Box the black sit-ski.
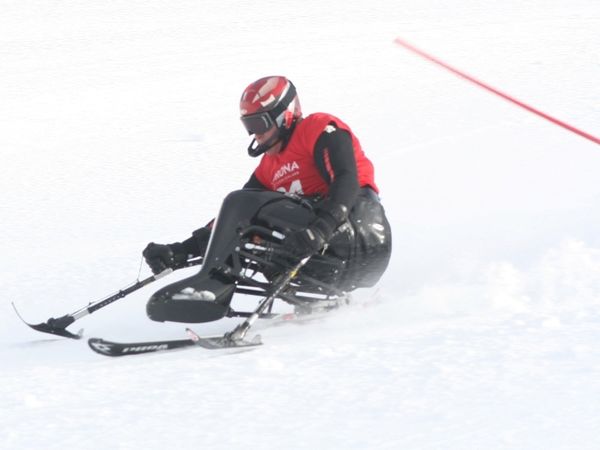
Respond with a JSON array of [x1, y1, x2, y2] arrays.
[[89, 254, 349, 356], [14, 191, 380, 354]]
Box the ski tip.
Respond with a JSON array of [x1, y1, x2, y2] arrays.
[[11, 301, 26, 322], [88, 338, 115, 356]]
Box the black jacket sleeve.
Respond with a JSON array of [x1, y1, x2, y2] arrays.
[[179, 219, 215, 257], [312, 124, 359, 223], [243, 172, 267, 190]]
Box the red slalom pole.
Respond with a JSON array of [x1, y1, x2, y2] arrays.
[[394, 37, 600, 146]]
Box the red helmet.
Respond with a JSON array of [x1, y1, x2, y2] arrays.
[[240, 76, 302, 157]]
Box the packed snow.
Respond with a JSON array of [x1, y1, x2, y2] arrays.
[[2, 1, 600, 449]]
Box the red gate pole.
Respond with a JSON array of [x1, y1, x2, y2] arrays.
[[394, 37, 600, 146]]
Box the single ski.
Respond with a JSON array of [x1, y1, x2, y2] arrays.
[[88, 299, 349, 357], [86, 307, 335, 357], [88, 336, 197, 356], [88, 329, 262, 357], [86, 310, 320, 357]]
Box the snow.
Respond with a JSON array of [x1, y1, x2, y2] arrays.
[[2, 1, 600, 448]]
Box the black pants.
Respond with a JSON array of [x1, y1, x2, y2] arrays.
[[316, 187, 392, 290], [146, 188, 392, 322]]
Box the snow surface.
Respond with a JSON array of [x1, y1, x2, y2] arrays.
[[2, 1, 600, 449]]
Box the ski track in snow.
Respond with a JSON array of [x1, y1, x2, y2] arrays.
[[2, 1, 600, 449]]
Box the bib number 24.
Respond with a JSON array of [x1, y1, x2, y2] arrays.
[[276, 179, 304, 195]]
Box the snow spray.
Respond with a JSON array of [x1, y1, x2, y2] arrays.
[[394, 37, 600, 146]]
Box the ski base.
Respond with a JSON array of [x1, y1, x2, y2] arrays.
[[88, 332, 262, 357], [88, 337, 195, 356], [88, 293, 349, 357]]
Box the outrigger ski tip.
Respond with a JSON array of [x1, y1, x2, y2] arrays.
[[12, 302, 83, 340], [12, 260, 204, 341]]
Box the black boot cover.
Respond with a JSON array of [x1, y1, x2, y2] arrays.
[[147, 274, 235, 323]]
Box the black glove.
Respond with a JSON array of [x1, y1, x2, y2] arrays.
[[143, 242, 188, 275], [284, 200, 349, 259], [283, 216, 337, 259]]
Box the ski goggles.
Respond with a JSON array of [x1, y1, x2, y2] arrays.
[[240, 111, 275, 135], [240, 81, 297, 135]]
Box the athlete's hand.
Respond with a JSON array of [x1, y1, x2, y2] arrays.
[[143, 242, 188, 274], [283, 217, 334, 259]]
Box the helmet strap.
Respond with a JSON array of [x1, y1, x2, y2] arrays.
[[247, 134, 281, 157], [247, 116, 300, 158]]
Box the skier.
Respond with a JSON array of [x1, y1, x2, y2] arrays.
[[143, 76, 392, 323]]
